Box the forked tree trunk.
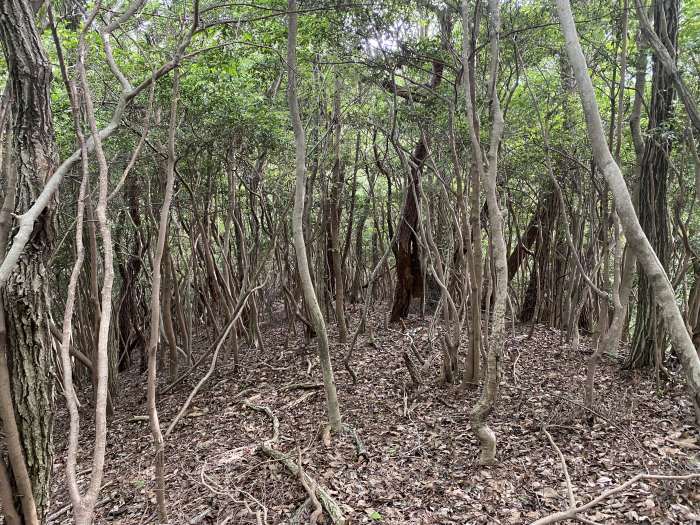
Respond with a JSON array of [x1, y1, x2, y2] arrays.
[[287, 0, 342, 432], [0, 0, 58, 518], [556, 0, 700, 421]]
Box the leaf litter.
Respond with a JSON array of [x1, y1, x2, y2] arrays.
[[48, 306, 699, 523]]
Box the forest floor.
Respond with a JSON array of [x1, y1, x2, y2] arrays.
[[48, 305, 700, 524]]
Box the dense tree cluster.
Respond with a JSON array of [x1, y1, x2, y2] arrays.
[[0, 0, 698, 523]]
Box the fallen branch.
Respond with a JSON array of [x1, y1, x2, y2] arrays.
[[530, 473, 700, 525], [279, 382, 323, 392], [403, 350, 423, 387], [343, 424, 369, 461], [244, 403, 347, 525], [283, 390, 317, 411], [542, 427, 575, 508]]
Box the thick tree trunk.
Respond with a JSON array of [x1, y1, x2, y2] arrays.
[[390, 140, 428, 322], [507, 190, 555, 282], [627, 0, 678, 371], [0, 121, 38, 525], [0, 0, 58, 518], [389, 55, 446, 322], [519, 191, 560, 323]]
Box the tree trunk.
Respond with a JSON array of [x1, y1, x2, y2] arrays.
[[329, 74, 348, 342], [287, 0, 342, 432], [0, 0, 58, 518], [464, 0, 507, 465], [556, 0, 700, 424], [389, 57, 446, 322], [627, 0, 678, 371]]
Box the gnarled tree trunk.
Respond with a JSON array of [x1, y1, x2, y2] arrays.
[[627, 0, 678, 371]]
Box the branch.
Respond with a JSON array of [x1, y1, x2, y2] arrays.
[[634, 0, 700, 133], [0, 0, 198, 290], [531, 473, 700, 525]]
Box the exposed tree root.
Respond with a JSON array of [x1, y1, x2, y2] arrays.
[[297, 450, 322, 525], [244, 402, 280, 444], [288, 498, 311, 524], [261, 446, 347, 525]]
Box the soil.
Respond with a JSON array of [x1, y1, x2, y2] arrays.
[[47, 305, 700, 524]]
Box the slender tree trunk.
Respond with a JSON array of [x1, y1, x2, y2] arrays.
[[463, 0, 506, 465], [462, 0, 483, 386], [588, 0, 631, 413], [163, 244, 179, 382], [287, 0, 342, 432], [330, 74, 348, 342], [145, 68, 181, 523]]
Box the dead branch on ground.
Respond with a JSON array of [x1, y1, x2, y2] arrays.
[[244, 403, 347, 525]]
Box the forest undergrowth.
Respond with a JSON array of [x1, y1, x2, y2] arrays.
[[47, 305, 699, 525]]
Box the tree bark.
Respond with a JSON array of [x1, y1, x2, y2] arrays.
[[463, 0, 507, 465], [627, 0, 678, 371], [0, 0, 58, 517], [389, 54, 447, 322]]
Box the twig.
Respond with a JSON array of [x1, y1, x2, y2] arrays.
[[530, 473, 700, 525], [542, 427, 575, 508], [503, 382, 648, 458]]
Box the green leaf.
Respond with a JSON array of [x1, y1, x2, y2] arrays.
[[366, 509, 383, 521]]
